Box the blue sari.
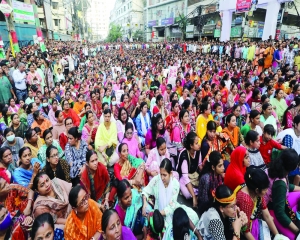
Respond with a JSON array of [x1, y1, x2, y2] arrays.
[[13, 158, 43, 187]]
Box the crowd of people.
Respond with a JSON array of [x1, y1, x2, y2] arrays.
[[0, 38, 300, 239]]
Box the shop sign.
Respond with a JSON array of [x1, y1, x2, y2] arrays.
[[230, 26, 242, 38], [148, 20, 158, 27], [214, 29, 221, 38], [236, 0, 252, 13], [161, 18, 174, 26], [186, 25, 194, 33], [186, 33, 194, 38]]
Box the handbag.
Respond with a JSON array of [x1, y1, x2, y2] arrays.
[[189, 171, 199, 188], [258, 58, 264, 66], [105, 145, 115, 157]]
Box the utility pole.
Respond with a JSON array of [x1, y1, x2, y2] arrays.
[[30, 0, 46, 51], [2, 0, 20, 54]]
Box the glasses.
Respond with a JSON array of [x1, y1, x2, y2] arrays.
[[77, 194, 90, 207], [50, 153, 59, 158]]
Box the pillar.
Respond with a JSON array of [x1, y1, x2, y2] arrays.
[[262, 0, 280, 40], [220, 10, 232, 42]]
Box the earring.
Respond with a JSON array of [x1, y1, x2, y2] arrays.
[[184, 233, 189, 240]]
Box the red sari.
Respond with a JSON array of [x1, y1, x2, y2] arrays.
[[91, 100, 102, 119], [62, 109, 80, 126], [165, 112, 179, 133]]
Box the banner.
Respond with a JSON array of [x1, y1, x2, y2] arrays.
[[168, 66, 178, 87], [236, 0, 252, 13], [12, 0, 34, 23], [111, 67, 121, 79], [115, 90, 124, 104], [162, 69, 169, 78]]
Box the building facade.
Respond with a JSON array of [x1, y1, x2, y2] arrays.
[[86, 0, 110, 41], [110, 0, 144, 41]]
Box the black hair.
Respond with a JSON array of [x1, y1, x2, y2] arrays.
[[159, 158, 172, 174], [68, 127, 81, 139], [151, 113, 165, 140], [55, 110, 62, 118], [3, 128, 13, 138], [102, 102, 109, 109], [170, 92, 178, 102], [200, 101, 210, 114], [10, 113, 18, 122], [18, 146, 31, 159], [155, 94, 163, 104], [213, 102, 221, 110], [274, 88, 283, 97], [151, 209, 164, 237], [24, 128, 35, 142], [268, 149, 300, 179], [183, 132, 197, 150], [33, 110, 40, 121], [263, 124, 276, 136], [282, 96, 300, 127], [118, 142, 127, 153], [103, 108, 111, 115], [86, 149, 97, 163], [173, 208, 190, 240], [140, 101, 147, 111], [43, 129, 52, 140], [64, 117, 73, 126], [118, 107, 128, 123], [245, 167, 270, 193], [101, 209, 119, 232], [251, 88, 261, 99], [262, 103, 271, 112], [85, 110, 94, 122], [245, 130, 259, 146], [156, 137, 166, 149], [179, 109, 189, 121], [171, 100, 179, 111], [200, 151, 223, 177], [32, 172, 48, 191], [31, 213, 54, 239], [34, 127, 41, 134], [206, 120, 217, 131], [249, 110, 260, 122], [182, 99, 191, 110], [225, 113, 235, 127], [115, 179, 131, 199], [69, 185, 84, 208], [0, 147, 11, 162]]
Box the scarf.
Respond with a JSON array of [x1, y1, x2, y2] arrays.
[[158, 175, 173, 223], [222, 127, 240, 148], [140, 112, 150, 136]]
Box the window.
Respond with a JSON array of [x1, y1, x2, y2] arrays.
[[52, 2, 58, 9], [54, 19, 60, 27]]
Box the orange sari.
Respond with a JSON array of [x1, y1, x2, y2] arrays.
[[64, 199, 102, 240]]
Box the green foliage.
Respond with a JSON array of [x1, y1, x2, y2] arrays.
[[106, 24, 123, 42], [132, 29, 144, 41], [176, 13, 190, 40]]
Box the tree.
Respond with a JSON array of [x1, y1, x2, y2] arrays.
[[176, 13, 191, 40], [132, 29, 144, 41], [106, 24, 123, 42]]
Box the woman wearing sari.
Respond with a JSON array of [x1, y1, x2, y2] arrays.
[[24, 128, 44, 159], [270, 89, 288, 123], [241, 110, 263, 138], [42, 145, 70, 183], [135, 102, 151, 147], [142, 159, 199, 230], [10, 113, 27, 139], [261, 103, 278, 134], [81, 110, 99, 149], [32, 172, 72, 230], [114, 143, 147, 188], [222, 114, 246, 161], [171, 109, 191, 152], [73, 94, 86, 118], [61, 100, 80, 127], [165, 100, 180, 134], [235, 91, 251, 117], [121, 123, 143, 159], [120, 93, 135, 116], [13, 147, 42, 188], [236, 168, 282, 240], [38, 129, 64, 166], [282, 96, 300, 129], [264, 149, 300, 239], [80, 150, 110, 210], [116, 107, 135, 143], [90, 91, 102, 119], [226, 84, 239, 110], [27, 63, 42, 92], [198, 151, 224, 215]]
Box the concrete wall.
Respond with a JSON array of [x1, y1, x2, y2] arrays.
[[0, 22, 36, 42]]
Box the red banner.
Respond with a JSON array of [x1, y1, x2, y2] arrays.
[[236, 0, 252, 13]]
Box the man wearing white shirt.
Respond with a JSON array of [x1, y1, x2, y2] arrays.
[[12, 63, 27, 101]]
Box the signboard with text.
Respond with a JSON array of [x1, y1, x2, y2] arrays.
[[168, 66, 178, 87], [236, 0, 252, 13], [12, 0, 34, 23]]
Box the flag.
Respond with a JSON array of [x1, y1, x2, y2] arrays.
[[151, 31, 154, 38], [120, 45, 124, 57]]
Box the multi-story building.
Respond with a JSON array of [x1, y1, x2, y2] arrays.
[[37, 0, 73, 40], [86, 0, 110, 41], [109, 0, 144, 41]]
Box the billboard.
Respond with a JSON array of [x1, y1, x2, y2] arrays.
[[236, 0, 252, 13], [12, 0, 34, 23]]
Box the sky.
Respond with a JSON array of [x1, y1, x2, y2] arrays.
[[107, 0, 116, 12]]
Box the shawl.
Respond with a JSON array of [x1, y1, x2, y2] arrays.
[[13, 158, 43, 187], [83, 123, 99, 142], [5, 184, 30, 215], [140, 112, 150, 136], [37, 140, 64, 165], [124, 189, 143, 230], [270, 97, 288, 121], [222, 127, 240, 148], [80, 162, 110, 202], [64, 199, 102, 240], [224, 146, 247, 191], [33, 178, 72, 220], [158, 175, 173, 223]]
